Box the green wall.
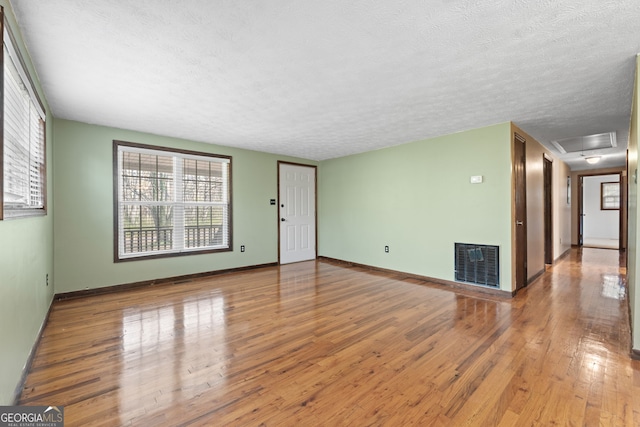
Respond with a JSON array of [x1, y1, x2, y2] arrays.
[[318, 123, 513, 292], [0, 1, 54, 404], [53, 119, 316, 293], [628, 56, 639, 351]]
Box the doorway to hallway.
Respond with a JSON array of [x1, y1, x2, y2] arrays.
[[579, 173, 621, 250]]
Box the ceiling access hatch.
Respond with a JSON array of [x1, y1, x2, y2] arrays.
[[550, 132, 617, 154]]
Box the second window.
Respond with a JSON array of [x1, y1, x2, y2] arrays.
[[114, 141, 232, 261]]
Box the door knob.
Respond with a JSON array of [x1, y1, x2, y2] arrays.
[[516, 221, 524, 226], [281, 218, 285, 222]]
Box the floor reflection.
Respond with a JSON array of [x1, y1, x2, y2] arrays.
[[119, 292, 228, 422], [277, 262, 320, 308], [601, 274, 625, 300], [453, 294, 509, 334]]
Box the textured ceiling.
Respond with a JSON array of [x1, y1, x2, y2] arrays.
[[9, 0, 640, 168]]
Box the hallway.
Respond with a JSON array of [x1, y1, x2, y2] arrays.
[[506, 247, 633, 425], [19, 248, 638, 426]]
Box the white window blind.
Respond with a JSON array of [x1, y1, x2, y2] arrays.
[[115, 141, 231, 261], [2, 22, 46, 218], [601, 182, 620, 210]]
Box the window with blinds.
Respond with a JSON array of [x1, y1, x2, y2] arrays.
[[601, 181, 620, 210], [114, 141, 232, 261], [1, 16, 46, 219]]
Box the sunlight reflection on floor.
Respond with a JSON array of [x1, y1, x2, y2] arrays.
[[601, 274, 625, 300]]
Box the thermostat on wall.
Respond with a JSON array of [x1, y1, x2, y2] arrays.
[[470, 175, 483, 184]]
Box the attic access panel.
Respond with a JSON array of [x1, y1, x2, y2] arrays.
[[550, 132, 616, 154]]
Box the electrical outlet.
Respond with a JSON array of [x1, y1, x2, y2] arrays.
[[384, 245, 389, 253], [240, 245, 245, 252], [46, 274, 49, 286]]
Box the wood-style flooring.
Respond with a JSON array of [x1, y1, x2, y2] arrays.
[[19, 248, 638, 426]]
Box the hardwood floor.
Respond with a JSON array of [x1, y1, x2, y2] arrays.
[[19, 248, 638, 426]]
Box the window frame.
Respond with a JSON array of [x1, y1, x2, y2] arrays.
[[0, 9, 47, 220], [600, 181, 620, 211], [113, 140, 233, 262]]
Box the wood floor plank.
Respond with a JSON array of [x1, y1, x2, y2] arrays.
[[18, 248, 640, 426]]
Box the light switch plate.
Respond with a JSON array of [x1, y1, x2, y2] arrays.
[[470, 175, 483, 184]]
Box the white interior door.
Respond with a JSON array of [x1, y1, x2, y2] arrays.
[[279, 163, 316, 264]]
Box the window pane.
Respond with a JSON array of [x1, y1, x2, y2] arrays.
[[183, 159, 227, 203], [601, 182, 620, 210], [184, 205, 226, 248], [121, 152, 174, 202], [183, 179, 197, 202], [196, 160, 210, 181], [183, 159, 197, 181], [196, 181, 210, 202], [211, 179, 224, 202], [155, 176, 173, 201], [120, 205, 174, 254]]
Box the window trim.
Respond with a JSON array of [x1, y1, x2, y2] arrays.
[[113, 140, 233, 262], [600, 181, 620, 211], [0, 8, 48, 220]]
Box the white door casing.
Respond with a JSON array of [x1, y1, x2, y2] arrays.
[[278, 163, 316, 264]]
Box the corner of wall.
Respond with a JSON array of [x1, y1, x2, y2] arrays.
[[629, 55, 640, 351]]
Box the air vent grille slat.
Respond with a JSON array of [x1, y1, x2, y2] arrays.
[[454, 243, 499, 288]]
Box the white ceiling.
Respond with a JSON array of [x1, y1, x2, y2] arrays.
[[9, 0, 640, 168]]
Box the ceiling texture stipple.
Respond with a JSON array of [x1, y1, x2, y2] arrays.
[[9, 0, 640, 167]]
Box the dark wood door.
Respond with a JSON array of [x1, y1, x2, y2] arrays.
[[543, 156, 553, 264], [578, 176, 584, 246], [625, 152, 629, 253], [514, 134, 527, 289]]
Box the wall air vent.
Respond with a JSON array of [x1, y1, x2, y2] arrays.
[[454, 243, 499, 288]]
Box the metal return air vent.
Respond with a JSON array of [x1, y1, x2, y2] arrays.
[[454, 243, 499, 288]]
